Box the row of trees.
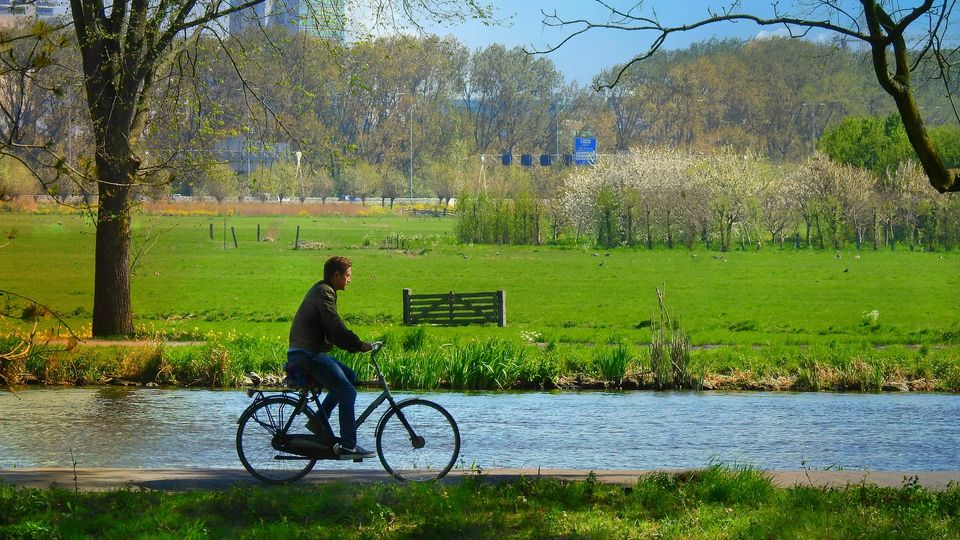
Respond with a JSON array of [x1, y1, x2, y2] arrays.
[[456, 147, 960, 252], [5, 28, 957, 206], [593, 38, 952, 160]]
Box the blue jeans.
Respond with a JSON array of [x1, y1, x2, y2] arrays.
[[286, 349, 358, 448]]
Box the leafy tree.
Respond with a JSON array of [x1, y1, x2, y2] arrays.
[[424, 139, 472, 207], [930, 125, 960, 169], [818, 114, 913, 175], [840, 164, 877, 249], [304, 166, 335, 203], [339, 161, 378, 204], [35, 0, 490, 336], [247, 162, 298, 203], [696, 152, 766, 252], [460, 44, 562, 153], [378, 166, 406, 207], [194, 163, 240, 203], [0, 157, 37, 200], [893, 160, 940, 250], [758, 169, 796, 248], [268, 162, 298, 204]]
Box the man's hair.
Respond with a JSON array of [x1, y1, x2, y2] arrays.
[[323, 256, 352, 282]]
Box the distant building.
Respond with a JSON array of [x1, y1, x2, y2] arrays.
[[0, 0, 65, 27], [216, 136, 293, 175], [229, 0, 345, 41], [228, 0, 268, 35]]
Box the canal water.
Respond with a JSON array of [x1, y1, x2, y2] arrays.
[[1, 388, 957, 472]]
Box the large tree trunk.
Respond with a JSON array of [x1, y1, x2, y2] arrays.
[[74, 0, 146, 337], [92, 179, 134, 336], [91, 129, 140, 336]]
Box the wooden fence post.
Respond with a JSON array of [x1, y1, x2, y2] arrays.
[[209, 223, 213, 240], [257, 224, 261, 242], [448, 291, 454, 324], [402, 288, 412, 325], [496, 289, 506, 327], [294, 226, 300, 249], [231, 227, 238, 248]]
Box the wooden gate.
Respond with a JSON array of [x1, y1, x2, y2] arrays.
[[402, 289, 506, 327]]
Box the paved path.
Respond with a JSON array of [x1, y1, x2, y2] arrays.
[[2, 468, 958, 492]]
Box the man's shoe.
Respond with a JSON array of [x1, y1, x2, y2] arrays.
[[333, 443, 375, 458]]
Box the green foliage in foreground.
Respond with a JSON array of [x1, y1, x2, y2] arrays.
[[2, 467, 959, 539]]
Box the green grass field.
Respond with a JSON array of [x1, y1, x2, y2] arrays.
[[3, 208, 957, 347], [2, 206, 959, 390]]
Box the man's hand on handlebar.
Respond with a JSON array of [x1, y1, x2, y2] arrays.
[[361, 341, 383, 353]]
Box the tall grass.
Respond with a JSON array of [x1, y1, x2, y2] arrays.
[[12, 331, 960, 391], [401, 325, 428, 352], [650, 287, 699, 389], [592, 343, 633, 383], [446, 339, 527, 390]]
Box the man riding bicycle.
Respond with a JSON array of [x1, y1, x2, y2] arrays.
[[286, 255, 374, 458]]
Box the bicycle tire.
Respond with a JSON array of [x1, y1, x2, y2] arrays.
[[375, 398, 460, 482], [236, 395, 317, 484]]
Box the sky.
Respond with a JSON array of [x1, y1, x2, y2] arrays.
[[420, 0, 831, 86]]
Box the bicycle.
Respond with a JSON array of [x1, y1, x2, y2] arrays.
[[236, 342, 461, 483]]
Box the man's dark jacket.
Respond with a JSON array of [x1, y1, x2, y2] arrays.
[[288, 281, 363, 353]]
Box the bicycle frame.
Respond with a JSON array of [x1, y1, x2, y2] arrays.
[[356, 351, 423, 447], [244, 344, 422, 450]]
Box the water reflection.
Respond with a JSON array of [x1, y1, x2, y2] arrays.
[[1, 388, 958, 471]]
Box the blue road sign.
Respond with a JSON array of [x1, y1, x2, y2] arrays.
[[574, 136, 597, 165]]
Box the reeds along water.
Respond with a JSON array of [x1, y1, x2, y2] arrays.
[[9, 328, 960, 391], [592, 344, 632, 383]]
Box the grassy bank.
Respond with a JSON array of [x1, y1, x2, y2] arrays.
[[6, 330, 960, 392], [2, 467, 958, 538]]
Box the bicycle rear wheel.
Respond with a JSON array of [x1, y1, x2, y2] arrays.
[[376, 399, 460, 482], [236, 395, 317, 484]]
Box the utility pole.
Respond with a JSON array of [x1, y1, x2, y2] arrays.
[[395, 90, 415, 199], [67, 107, 73, 164], [409, 104, 414, 198]]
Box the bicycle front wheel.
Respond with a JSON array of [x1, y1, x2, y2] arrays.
[[236, 396, 316, 484], [376, 399, 460, 482]]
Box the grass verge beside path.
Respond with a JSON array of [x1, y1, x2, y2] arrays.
[[1, 467, 958, 538]]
